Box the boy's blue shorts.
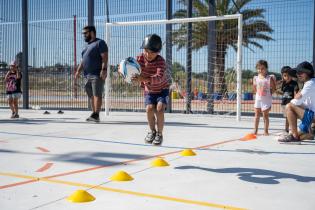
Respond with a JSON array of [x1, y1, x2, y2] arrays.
[[299, 109, 314, 133], [145, 89, 169, 107]]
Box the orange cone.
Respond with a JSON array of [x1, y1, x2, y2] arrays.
[[240, 133, 257, 141]]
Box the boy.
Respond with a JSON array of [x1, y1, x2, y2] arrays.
[[278, 66, 299, 132], [132, 34, 170, 145], [5, 61, 22, 118]]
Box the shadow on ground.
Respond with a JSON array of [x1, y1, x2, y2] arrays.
[[175, 165, 315, 184]]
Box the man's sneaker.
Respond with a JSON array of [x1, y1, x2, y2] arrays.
[[86, 113, 100, 122], [144, 131, 156, 143], [152, 133, 163, 146]]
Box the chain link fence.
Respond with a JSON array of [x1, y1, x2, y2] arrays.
[[0, 0, 313, 116]]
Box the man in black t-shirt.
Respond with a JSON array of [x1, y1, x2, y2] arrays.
[[75, 26, 108, 122]]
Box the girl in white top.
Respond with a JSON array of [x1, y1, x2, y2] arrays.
[[253, 60, 276, 135]]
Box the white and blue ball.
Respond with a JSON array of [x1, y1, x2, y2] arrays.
[[118, 57, 141, 83]]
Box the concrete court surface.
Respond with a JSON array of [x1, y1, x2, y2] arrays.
[[0, 109, 315, 210]]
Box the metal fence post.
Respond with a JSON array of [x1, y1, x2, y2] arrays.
[[166, 0, 172, 113], [185, 0, 192, 114], [207, 0, 215, 114], [22, 0, 29, 109]]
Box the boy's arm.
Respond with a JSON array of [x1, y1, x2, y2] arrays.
[[149, 62, 166, 85], [275, 80, 283, 95]]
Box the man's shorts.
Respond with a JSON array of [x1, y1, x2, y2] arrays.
[[85, 76, 105, 98], [299, 109, 314, 133], [145, 89, 169, 107], [7, 93, 22, 100]]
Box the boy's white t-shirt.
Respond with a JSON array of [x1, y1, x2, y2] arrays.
[[290, 78, 315, 112]]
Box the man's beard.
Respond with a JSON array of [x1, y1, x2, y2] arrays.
[[84, 36, 91, 42]]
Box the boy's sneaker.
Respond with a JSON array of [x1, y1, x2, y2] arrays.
[[10, 112, 15, 119], [86, 113, 100, 122], [152, 133, 163, 146], [13, 113, 19, 118], [144, 131, 156, 144]]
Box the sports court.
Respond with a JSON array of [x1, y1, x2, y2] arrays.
[[1, 109, 315, 210]]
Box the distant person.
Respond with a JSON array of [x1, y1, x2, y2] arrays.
[[5, 61, 22, 118], [132, 34, 170, 145], [252, 60, 276, 135], [278, 61, 315, 142], [75, 26, 108, 122], [170, 79, 183, 98], [277, 66, 299, 133]]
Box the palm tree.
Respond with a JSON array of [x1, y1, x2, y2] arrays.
[[172, 0, 273, 94]]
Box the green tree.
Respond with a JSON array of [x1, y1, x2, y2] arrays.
[[173, 0, 273, 94]]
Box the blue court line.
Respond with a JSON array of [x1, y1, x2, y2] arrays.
[[0, 131, 188, 150]]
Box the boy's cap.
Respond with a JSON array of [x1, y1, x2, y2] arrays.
[[141, 34, 162, 53], [293, 61, 314, 78]]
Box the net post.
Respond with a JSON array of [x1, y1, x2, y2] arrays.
[[236, 14, 243, 122], [104, 23, 111, 116]]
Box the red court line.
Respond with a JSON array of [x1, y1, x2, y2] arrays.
[[0, 138, 240, 189], [0, 140, 8, 143], [36, 147, 50, 153], [44, 139, 239, 179], [0, 179, 38, 190], [36, 163, 54, 172]]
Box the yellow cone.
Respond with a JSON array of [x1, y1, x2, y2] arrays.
[[110, 170, 133, 181], [151, 158, 169, 167], [67, 190, 95, 203], [180, 149, 196, 156]]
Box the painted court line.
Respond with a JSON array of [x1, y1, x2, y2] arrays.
[[36, 163, 54, 172], [0, 172, 247, 210], [0, 138, 240, 190], [44, 139, 239, 179], [36, 147, 50, 153]]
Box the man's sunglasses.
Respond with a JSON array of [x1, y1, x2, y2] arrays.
[[82, 31, 90, 35]]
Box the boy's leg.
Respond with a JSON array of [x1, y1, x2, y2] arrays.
[[152, 90, 169, 145], [144, 104, 157, 143], [262, 108, 271, 135], [156, 102, 166, 133], [146, 104, 156, 131], [254, 108, 261, 134]]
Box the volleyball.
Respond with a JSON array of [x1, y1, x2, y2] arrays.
[[118, 57, 141, 83]]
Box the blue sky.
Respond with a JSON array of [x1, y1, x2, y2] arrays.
[[0, 0, 313, 73]]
